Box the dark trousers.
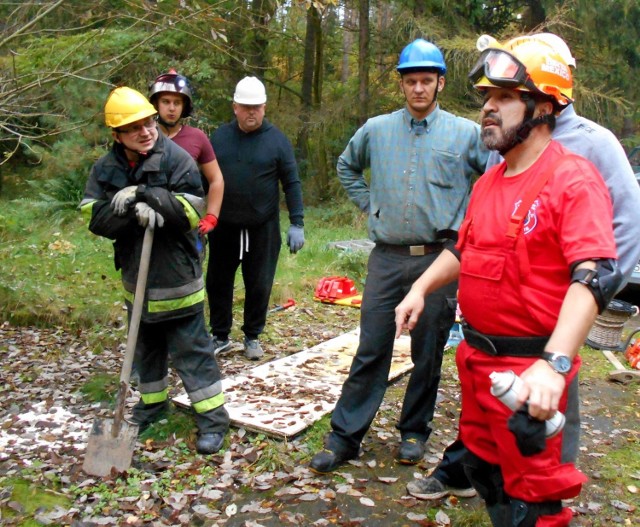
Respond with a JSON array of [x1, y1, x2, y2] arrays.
[[206, 218, 281, 340], [328, 246, 457, 454], [134, 312, 229, 434], [434, 371, 581, 488]]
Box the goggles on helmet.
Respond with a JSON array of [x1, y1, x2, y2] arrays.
[[469, 48, 535, 91]]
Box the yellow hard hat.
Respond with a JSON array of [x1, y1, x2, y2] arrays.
[[104, 86, 157, 129]]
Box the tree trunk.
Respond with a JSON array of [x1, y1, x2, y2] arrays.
[[296, 4, 321, 178], [358, 0, 370, 125], [341, 3, 356, 83], [249, 0, 276, 75], [313, 8, 323, 105], [522, 0, 546, 31]]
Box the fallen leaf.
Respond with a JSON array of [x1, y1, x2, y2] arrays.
[[611, 500, 636, 512], [435, 510, 451, 525]]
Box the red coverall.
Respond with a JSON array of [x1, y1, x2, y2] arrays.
[[455, 141, 616, 526]]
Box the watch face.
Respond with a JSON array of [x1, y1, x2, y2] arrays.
[[552, 355, 572, 374]]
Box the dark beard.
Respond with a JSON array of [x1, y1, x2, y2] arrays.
[[481, 123, 520, 155]]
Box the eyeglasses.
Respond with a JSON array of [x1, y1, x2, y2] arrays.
[[468, 48, 534, 90], [117, 118, 157, 135]]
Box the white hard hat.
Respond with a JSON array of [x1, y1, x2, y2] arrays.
[[233, 76, 267, 105], [531, 33, 576, 69], [476, 32, 576, 70]]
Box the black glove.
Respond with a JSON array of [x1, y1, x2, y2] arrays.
[[507, 404, 546, 457]]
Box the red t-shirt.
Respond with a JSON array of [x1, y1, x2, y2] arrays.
[[457, 140, 616, 335], [172, 125, 216, 165]]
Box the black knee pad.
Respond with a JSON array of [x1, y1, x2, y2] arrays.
[[462, 450, 507, 505]]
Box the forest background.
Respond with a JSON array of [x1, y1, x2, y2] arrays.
[[1, 0, 639, 209]]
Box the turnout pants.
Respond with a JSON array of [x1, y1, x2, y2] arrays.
[[133, 312, 229, 434], [327, 245, 457, 455]]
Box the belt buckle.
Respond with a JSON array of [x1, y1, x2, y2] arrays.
[[409, 245, 425, 256]]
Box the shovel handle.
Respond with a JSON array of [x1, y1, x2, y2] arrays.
[[113, 214, 155, 434]]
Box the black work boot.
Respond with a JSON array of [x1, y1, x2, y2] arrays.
[[309, 447, 357, 474], [396, 437, 425, 464], [196, 432, 225, 455]]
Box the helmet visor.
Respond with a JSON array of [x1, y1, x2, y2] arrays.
[[469, 49, 529, 88]]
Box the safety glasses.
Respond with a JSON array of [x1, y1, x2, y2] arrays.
[[468, 49, 531, 89], [117, 117, 157, 135]]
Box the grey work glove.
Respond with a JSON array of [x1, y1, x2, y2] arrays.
[[287, 225, 305, 254], [135, 202, 164, 229], [111, 185, 138, 216]]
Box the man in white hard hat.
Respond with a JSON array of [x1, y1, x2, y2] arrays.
[[206, 76, 305, 360]]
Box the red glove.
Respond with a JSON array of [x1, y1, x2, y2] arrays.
[[198, 213, 218, 235]]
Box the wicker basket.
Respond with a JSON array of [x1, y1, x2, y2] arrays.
[[586, 299, 639, 350]]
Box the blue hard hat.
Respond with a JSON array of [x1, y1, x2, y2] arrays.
[[397, 39, 447, 75]]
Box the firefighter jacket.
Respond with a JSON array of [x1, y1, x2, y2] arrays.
[[80, 133, 206, 322]]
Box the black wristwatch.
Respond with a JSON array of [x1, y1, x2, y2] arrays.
[[541, 352, 572, 376]]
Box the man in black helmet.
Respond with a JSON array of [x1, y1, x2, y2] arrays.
[[149, 69, 224, 236]]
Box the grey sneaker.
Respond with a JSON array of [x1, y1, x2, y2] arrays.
[[406, 476, 477, 500], [244, 338, 264, 360], [212, 337, 230, 356]]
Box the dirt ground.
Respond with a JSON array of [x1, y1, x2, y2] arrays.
[[1, 305, 639, 526]]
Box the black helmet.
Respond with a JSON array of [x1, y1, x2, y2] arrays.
[[149, 69, 193, 117]]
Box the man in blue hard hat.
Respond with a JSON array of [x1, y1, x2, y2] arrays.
[[309, 38, 489, 474]]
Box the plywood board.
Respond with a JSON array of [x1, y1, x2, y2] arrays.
[[326, 239, 374, 253], [173, 329, 413, 439]]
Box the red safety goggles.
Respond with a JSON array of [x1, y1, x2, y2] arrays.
[[468, 48, 534, 90]]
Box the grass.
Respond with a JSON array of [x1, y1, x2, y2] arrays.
[[1, 477, 72, 525], [0, 199, 368, 329]]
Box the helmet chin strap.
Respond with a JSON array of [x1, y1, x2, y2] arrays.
[[157, 115, 180, 129], [498, 94, 555, 156]]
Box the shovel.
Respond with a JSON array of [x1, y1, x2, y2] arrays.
[[83, 214, 155, 476]]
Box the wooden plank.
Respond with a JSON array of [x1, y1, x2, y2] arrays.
[[173, 329, 414, 439]]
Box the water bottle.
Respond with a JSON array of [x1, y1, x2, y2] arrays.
[[489, 370, 565, 438]]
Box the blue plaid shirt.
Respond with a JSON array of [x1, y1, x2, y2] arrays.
[[337, 106, 489, 244]]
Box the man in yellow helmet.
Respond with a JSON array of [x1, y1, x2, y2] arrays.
[[80, 86, 229, 455], [396, 39, 620, 526]]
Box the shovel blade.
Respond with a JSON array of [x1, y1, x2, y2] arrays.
[[82, 417, 139, 476]]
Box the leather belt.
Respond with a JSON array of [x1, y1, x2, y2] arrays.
[[462, 323, 549, 357], [376, 242, 444, 256]]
